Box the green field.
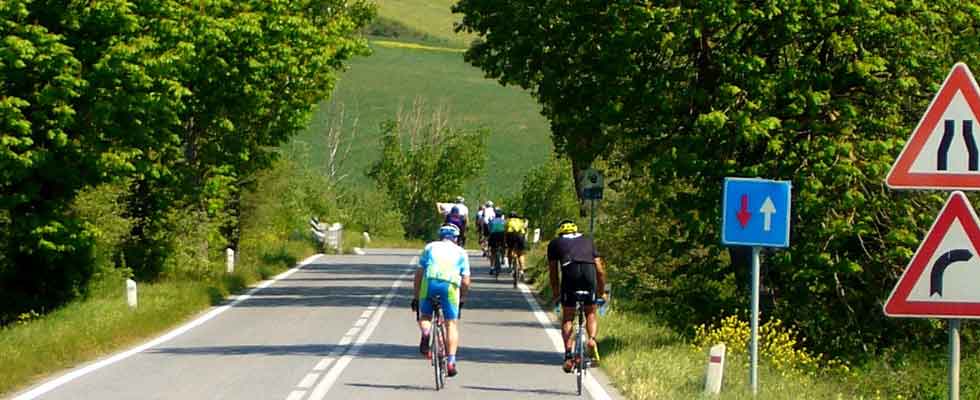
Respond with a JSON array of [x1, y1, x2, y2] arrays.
[[373, 0, 475, 48], [294, 40, 553, 201]]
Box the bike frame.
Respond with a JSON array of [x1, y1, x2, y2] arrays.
[[428, 297, 449, 390]]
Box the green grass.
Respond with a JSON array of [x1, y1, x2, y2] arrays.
[[519, 250, 977, 400], [373, 0, 475, 48], [294, 39, 553, 201]]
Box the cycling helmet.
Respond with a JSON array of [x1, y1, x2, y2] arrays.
[[450, 206, 460, 214], [456, 196, 465, 203], [557, 219, 578, 235], [439, 223, 460, 240], [508, 212, 518, 218], [485, 200, 494, 207]]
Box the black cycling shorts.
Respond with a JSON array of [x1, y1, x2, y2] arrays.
[[505, 232, 526, 252], [488, 232, 506, 248], [560, 262, 597, 307]]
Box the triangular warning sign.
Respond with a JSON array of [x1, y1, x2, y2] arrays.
[[884, 191, 980, 318], [887, 63, 980, 190]]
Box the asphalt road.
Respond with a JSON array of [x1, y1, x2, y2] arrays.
[[13, 249, 623, 400]]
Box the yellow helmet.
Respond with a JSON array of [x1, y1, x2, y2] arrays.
[[556, 220, 578, 235]]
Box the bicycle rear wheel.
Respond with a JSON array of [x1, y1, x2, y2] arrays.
[[576, 314, 585, 395], [511, 257, 519, 288], [432, 323, 442, 390]]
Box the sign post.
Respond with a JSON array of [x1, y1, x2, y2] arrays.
[[580, 169, 604, 234], [884, 63, 980, 400], [721, 177, 792, 395]]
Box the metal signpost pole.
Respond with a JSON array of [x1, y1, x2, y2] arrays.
[[750, 246, 761, 395], [950, 319, 960, 400], [590, 199, 596, 234]]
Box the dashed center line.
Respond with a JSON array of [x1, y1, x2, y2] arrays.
[[284, 257, 416, 400]]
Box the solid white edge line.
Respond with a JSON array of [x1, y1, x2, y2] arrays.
[[517, 281, 614, 400], [12, 253, 324, 400], [307, 257, 416, 400]]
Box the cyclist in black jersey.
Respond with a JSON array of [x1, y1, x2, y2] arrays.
[[547, 220, 607, 373]]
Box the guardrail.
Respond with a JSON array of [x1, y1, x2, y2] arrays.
[[310, 217, 343, 254]]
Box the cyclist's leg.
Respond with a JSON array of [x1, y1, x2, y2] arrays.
[[581, 264, 599, 350], [418, 279, 435, 353], [437, 281, 461, 372]]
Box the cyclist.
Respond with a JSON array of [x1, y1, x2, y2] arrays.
[[504, 212, 528, 279], [453, 196, 469, 225], [547, 220, 607, 373], [445, 207, 467, 247], [487, 209, 507, 272], [479, 201, 496, 256], [411, 224, 471, 378]]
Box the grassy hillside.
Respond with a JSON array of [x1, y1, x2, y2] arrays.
[[294, 40, 553, 201], [372, 0, 475, 48]]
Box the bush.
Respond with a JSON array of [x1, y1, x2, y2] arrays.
[[504, 155, 579, 241]]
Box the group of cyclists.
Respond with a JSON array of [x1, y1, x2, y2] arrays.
[[412, 196, 608, 380]]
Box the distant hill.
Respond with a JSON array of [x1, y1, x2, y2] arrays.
[[290, 3, 554, 201]]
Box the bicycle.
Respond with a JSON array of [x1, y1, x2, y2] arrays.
[[569, 290, 605, 396], [507, 248, 519, 288], [423, 295, 450, 390], [490, 244, 504, 280]]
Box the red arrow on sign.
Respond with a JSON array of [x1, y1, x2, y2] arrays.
[[736, 194, 751, 228]]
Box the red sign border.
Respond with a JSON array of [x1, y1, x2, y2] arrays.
[[884, 191, 980, 318], [886, 63, 980, 190]]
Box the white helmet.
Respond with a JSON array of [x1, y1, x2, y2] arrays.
[[456, 196, 465, 203], [485, 200, 494, 207]]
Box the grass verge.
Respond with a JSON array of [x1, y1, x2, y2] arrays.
[[0, 241, 313, 397], [520, 247, 976, 400]]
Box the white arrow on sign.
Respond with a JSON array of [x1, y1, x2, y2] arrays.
[[760, 197, 777, 232]]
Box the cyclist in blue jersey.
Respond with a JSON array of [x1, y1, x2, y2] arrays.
[[411, 224, 471, 377]]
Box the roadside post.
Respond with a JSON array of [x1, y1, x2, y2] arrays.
[[721, 177, 792, 395], [126, 278, 138, 309], [884, 63, 980, 400], [580, 168, 604, 234], [226, 248, 235, 274]]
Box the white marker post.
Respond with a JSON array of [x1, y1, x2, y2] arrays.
[[126, 279, 138, 309], [533, 228, 541, 244], [705, 343, 727, 394], [226, 248, 235, 274]]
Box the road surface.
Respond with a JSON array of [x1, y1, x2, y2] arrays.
[[12, 249, 622, 400]]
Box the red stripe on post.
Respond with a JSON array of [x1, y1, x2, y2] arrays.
[[709, 356, 722, 363]]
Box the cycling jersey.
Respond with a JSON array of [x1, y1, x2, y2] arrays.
[[489, 217, 506, 233], [419, 241, 470, 286], [505, 218, 527, 234]]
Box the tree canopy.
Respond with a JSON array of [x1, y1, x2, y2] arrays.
[[453, 0, 980, 354]]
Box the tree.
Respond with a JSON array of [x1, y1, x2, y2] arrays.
[[453, 0, 980, 354], [369, 102, 487, 239]]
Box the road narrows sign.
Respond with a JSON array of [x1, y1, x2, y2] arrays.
[[884, 191, 980, 318], [887, 63, 980, 190]]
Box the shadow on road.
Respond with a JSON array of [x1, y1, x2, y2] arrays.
[[344, 383, 431, 391], [150, 342, 560, 366], [461, 385, 573, 396]]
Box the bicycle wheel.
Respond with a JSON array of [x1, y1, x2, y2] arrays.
[[432, 323, 441, 390], [511, 256, 518, 288], [576, 313, 585, 396]]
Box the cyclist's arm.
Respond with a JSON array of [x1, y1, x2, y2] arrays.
[[413, 269, 423, 300], [460, 275, 471, 300], [548, 259, 560, 302], [594, 256, 607, 299]]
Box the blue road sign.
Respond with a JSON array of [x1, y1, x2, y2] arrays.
[[721, 178, 792, 247]]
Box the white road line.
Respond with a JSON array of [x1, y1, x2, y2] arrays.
[[306, 258, 416, 400], [285, 389, 306, 400], [344, 327, 361, 337], [518, 281, 614, 400], [12, 254, 324, 400], [337, 336, 353, 346], [298, 372, 320, 389], [353, 317, 368, 328], [359, 310, 373, 319], [313, 357, 335, 372]]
